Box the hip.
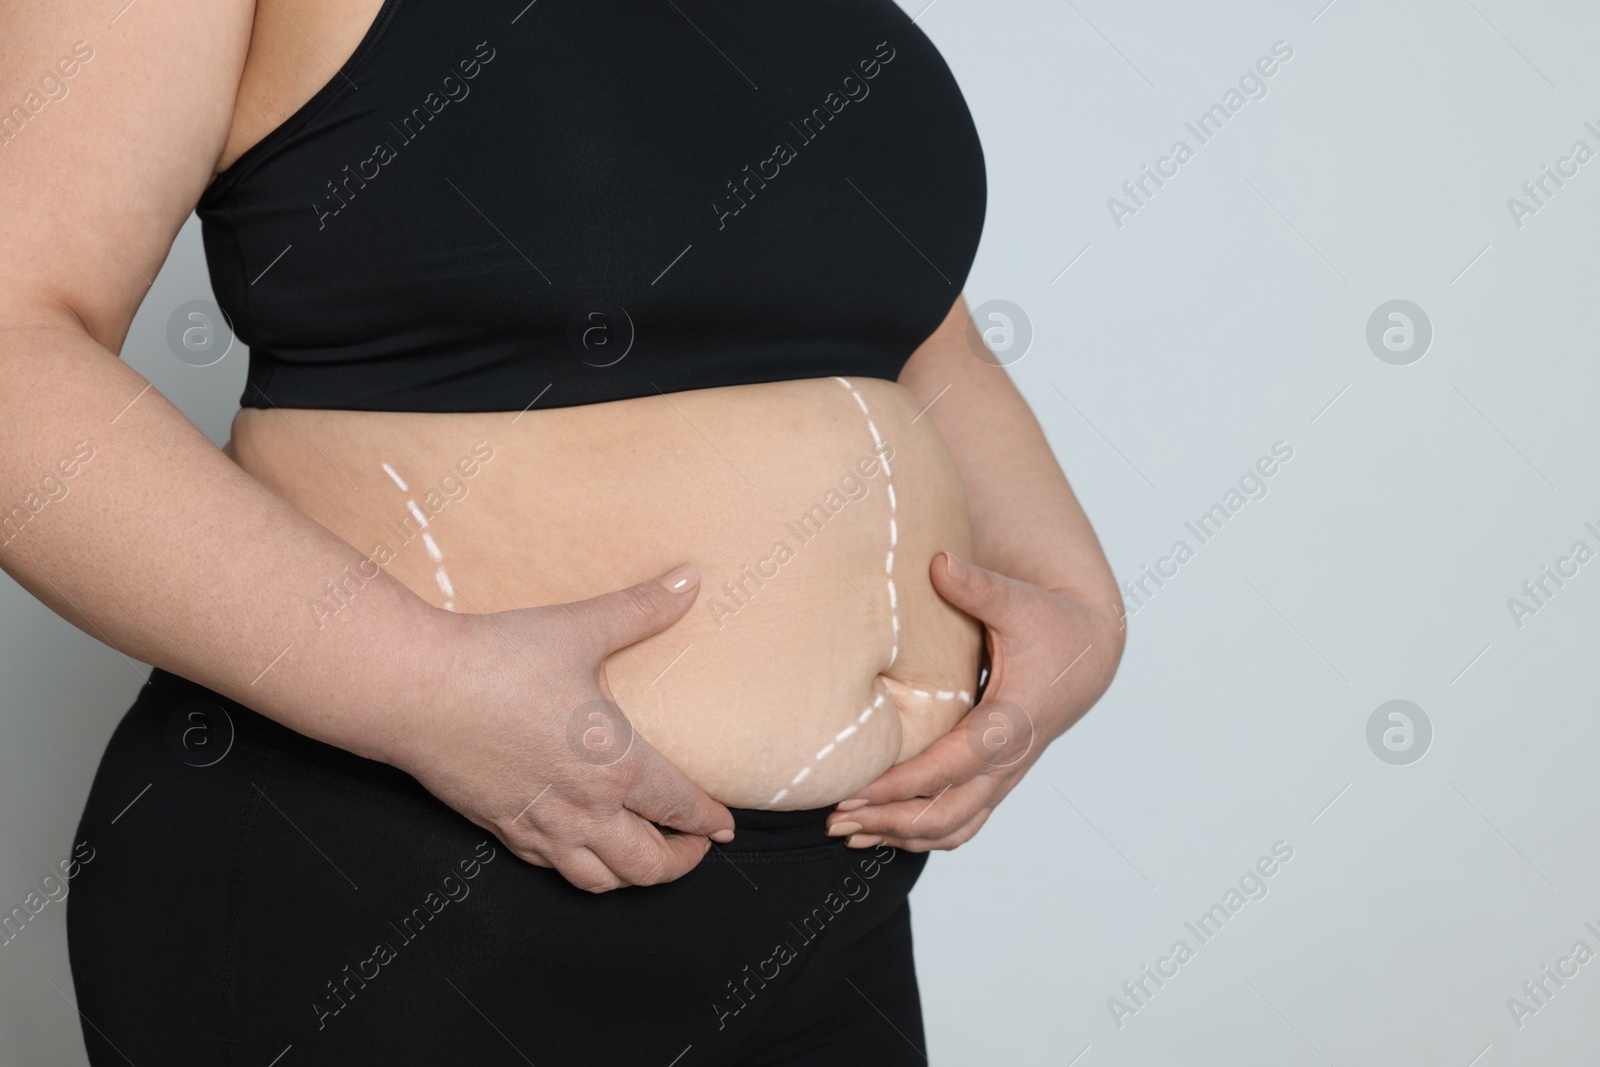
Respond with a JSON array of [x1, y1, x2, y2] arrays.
[[67, 668, 931, 1065]]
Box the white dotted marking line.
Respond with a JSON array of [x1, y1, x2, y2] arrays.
[[833, 377, 902, 670], [382, 461, 458, 612], [765, 381, 902, 805], [764, 383, 981, 806]]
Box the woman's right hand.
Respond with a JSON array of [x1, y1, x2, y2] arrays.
[[381, 564, 736, 894]]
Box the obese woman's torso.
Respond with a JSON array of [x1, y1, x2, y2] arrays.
[[213, 0, 985, 808], [228, 378, 983, 808]]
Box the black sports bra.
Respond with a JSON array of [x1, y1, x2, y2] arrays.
[[198, 0, 986, 413]]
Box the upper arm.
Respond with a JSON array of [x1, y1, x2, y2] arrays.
[[0, 0, 256, 349], [900, 293, 1029, 415]]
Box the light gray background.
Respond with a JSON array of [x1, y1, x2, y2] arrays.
[[4, 0, 1598, 1063]]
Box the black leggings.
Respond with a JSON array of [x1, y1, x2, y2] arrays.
[[67, 669, 930, 1066]]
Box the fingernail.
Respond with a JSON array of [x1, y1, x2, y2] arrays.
[[945, 553, 966, 580], [827, 821, 862, 837], [834, 797, 869, 812], [711, 828, 734, 843], [846, 834, 883, 849], [659, 563, 700, 593]]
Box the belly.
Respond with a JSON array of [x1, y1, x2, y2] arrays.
[[228, 376, 983, 808]]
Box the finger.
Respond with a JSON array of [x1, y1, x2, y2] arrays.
[[832, 775, 992, 841], [929, 552, 1024, 631], [552, 845, 626, 894], [569, 564, 701, 658], [625, 743, 736, 842], [856, 807, 994, 853], [508, 846, 554, 869], [589, 809, 712, 886]]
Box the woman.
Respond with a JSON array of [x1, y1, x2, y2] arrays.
[[1, 0, 1122, 1062]]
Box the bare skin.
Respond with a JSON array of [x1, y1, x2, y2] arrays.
[[232, 377, 984, 809], [0, 0, 1123, 892]]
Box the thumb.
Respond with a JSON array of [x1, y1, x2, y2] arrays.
[[576, 564, 701, 657], [930, 552, 1016, 628]]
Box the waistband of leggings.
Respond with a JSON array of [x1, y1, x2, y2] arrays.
[[138, 669, 845, 850], [718, 804, 839, 852]]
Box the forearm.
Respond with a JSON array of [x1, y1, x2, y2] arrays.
[[0, 316, 454, 762], [899, 303, 1123, 620]]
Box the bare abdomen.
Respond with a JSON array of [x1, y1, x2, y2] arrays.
[[229, 375, 983, 808]]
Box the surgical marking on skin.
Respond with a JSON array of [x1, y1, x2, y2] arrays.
[[383, 461, 458, 611], [762, 382, 976, 806], [833, 378, 900, 666], [764, 380, 905, 805]]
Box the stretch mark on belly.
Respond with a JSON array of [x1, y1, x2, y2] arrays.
[[382, 461, 458, 611]]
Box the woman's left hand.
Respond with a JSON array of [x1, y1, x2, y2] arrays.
[[825, 551, 1124, 851]]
